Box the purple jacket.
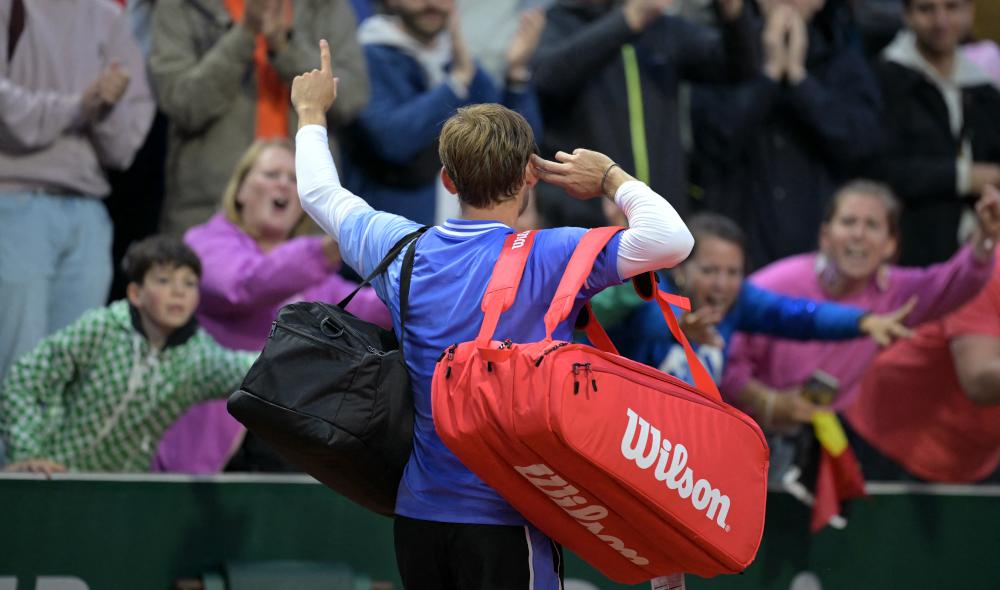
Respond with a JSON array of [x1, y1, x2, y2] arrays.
[[723, 245, 994, 410], [151, 213, 390, 473]]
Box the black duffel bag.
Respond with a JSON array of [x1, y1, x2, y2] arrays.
[[228, 228, 427, 516]]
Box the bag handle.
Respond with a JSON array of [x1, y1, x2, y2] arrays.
[[474, 231, 537, 356], [640, 276, 722, 402], [542, 226, 624, 339], [574, 303, 620, 356], [337, 226, 429, 309], [543, 227, 722, 402]]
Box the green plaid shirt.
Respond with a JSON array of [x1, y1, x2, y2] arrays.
[[0, 301, 256, 471]]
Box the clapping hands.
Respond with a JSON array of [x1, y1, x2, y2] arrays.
[[81, 60, 130, 123], [763, 3, 808, 84], [245, 0, 293, 53], [506, 9, 546, 84]]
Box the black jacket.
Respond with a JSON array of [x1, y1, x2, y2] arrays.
[[691, 5, 881, 269], [871, 58, 1000, 265], [532, 1, 756, 228]]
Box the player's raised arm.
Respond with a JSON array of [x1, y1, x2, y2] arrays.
[[293, 40, 370, 241]]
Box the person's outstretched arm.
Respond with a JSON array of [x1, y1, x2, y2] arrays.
[[292, 40, 372, 242]]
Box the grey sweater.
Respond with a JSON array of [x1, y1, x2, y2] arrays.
[[150, 0, 369, 236], [0, 0, 155, 197]]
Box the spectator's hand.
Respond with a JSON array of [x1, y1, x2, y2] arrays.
[[244, 0, 268, 35], [623, 0, 677, 33], [716, 0, 743, 22], [859, 296, 916, 347], [970, 162, 1000, 195], [321, 235, 341, 269], [81, 76, 106, 122], [786, 10, 808, 84], [976, 185, 1000, 239], [680, 306, 725, 348], [505, 9, 545, 84], [291, 40, 338, 125], [263, 0, 292, 54], [81, 62, 130, 123], [97, 60, 130, 106], [762, 4, 791, 81], [772, 388, 825, 428], [5, 459, 67, 476], [449, 13, 476, 90], [531, 149, 634, 200]]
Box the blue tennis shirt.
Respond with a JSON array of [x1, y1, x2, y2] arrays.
[[337, 210, 623, 525]]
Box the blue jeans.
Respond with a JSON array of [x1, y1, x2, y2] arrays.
[[0, 192, 112, 382]]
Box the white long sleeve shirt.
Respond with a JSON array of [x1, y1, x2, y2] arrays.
[[295, 124, 692, 279]]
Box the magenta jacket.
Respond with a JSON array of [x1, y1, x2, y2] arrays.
[[151, 213, 390, 473], [722, 245, 994, 411]]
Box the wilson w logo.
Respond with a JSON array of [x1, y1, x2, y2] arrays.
[[621, 408, 731, 530]]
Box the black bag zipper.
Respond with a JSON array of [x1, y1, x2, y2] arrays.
[[275, 320, 384, 357], [571, 362, 597, 396]]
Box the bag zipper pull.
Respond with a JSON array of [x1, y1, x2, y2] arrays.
[[445, 344, 457, 379], [573, 363, 581, 395], [535, 341, 569, 367], [587, 363, 598, 393]]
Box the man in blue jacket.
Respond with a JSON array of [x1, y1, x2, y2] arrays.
[[342, 0, 543, 225]]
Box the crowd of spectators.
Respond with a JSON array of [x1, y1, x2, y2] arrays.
[[1, 0, 999, 538]]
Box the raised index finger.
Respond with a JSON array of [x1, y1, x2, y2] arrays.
[[320, 39, 332, 74]]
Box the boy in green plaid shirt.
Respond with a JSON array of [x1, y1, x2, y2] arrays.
[[0, 236, 257, 474]]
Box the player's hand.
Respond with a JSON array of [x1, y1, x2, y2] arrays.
[[531, 149, 635, 200], [291, 40, 339, 125]]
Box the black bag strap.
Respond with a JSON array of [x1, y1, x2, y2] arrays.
[[337, 226, 429, 308], [398, 237, 420, 357]]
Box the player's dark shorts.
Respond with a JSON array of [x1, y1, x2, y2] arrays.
[[394, 516, 564, 589]]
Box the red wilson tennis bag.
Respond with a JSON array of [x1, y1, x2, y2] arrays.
[[432, 227, 769, 583]]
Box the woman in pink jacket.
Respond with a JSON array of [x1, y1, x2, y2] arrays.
[[153, 139, 389, 473], [723, 181, 1000, 479]]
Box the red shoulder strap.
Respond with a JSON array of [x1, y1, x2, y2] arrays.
[[634, 272, 722, 402], [474, 230, 537, 350], [579, 302, 620, 355], [542, 226, 623, 339]]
